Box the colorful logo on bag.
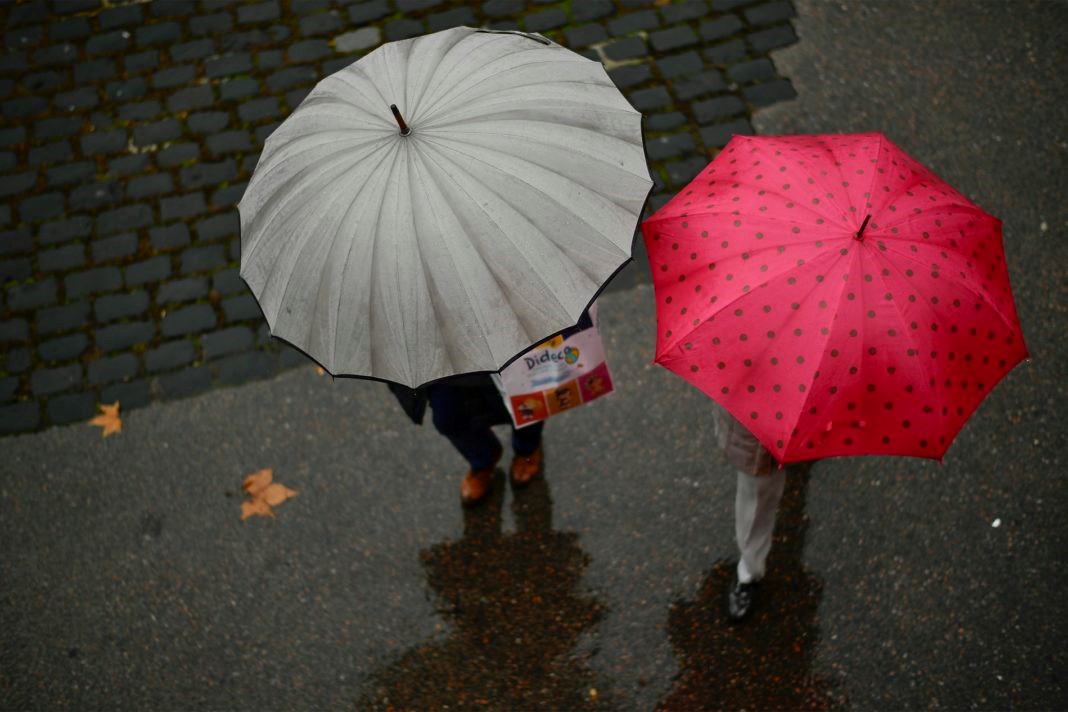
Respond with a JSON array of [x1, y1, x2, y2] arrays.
[[563, 346, 580, 364]]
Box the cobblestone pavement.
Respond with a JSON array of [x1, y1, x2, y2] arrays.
[[0, 0, 798, 435]]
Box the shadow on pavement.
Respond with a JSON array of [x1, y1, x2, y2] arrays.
[[657, 465, 844, 711], [358, 471, 611, 710]]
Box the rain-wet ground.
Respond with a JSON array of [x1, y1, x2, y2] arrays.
[[2, 1, 1067, 709]]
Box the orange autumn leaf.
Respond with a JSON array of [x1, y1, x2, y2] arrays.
[[314, 366, 326, 376], [241, 498, 274, 521], [242, 468, 274, 497], [240, 468, 298, 520], [89, 401, 122, 438], [262, 482, 298, 507]]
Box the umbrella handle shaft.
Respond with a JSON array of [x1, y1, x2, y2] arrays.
[[390, 104, 412, 136], [855, 213, 872, 241]]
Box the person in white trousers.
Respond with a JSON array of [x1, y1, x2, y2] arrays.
[[713, 405, 788, 622]]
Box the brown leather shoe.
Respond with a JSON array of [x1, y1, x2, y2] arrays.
[[510, 446, 543, 487], [460, 447, 503, 506]]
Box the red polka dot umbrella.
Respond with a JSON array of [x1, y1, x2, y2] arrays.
[[641, 133, 1028, 463]]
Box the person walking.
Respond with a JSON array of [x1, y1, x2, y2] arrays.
[[713, 405, 805, 622], [390, 376, 544, 506]]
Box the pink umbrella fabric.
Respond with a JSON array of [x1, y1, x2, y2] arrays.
[[641, 132, 1027, 463]]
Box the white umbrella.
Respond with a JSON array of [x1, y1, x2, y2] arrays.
[[239, 26, 652, 388]]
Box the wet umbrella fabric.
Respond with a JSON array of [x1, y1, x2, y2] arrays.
[[238, 27, 651, 388], [641, 132, 1027, 463]]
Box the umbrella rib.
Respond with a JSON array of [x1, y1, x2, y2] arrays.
[[323, 141, 402, 373], [415, 141, 575, 340], [407, 148, 493, 371], [869, 202, 994, 237], [421, 135, 631, 273]]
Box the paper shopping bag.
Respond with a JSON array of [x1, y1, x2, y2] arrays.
[[496, 304, 615, 429]]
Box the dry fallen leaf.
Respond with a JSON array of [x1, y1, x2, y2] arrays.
[[240, 468, 298, 521], [314, 366, 325, 376], [89, 401, 122, 438]]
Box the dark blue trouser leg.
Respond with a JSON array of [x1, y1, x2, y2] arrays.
[[428, 384, 502, 470], [511, 420, 544, 456]]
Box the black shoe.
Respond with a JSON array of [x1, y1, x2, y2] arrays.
[[727, 573, 757, 622]]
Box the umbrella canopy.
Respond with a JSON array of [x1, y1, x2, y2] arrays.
[[239, 27, 652, 388], [642, 132, 1027, 463]]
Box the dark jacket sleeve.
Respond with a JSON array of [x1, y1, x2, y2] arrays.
[[387, 383, 428, 425]]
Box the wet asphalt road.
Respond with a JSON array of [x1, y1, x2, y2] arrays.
[[2, 1, 1067, 710]]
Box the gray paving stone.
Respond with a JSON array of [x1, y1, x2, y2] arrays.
[[206, 131, 253, 156], [693, 94, 746, 123], [665, 155, 708, 185], [23, 70, 66, 92], [348, 0, 390, 23], [603, 37, 648, 62], [427, 7, 475, 32], [39, 216, 91, 246], [181, 245, 227, 274], [660, 0, 708, 22], [81, 129, 126, 155], [202, 326, 255, 359], [699, 117, 754, 147], [38, 244, 86, 272], [66, 267, 123, 299], [0, 257, 32, 282], [156, 365, 212, 398], [5, 347, 31, 373], [86, 31, 131, 56], [46, 392, 96, 424], [266, 66, 317, 91], [648, 132, 697, 160], [0, 401, 40, 434], [96, 320, 154, 352], [160, 193, 207, 222], [299, 11, 343, 37], [124, 256, 172, 286], [742, 78, 797, 106], [214, 350, 274, 385], [7, 279, 57, 311], [650, 25, 699, 52], [127, 173, 174, 199], [37, 301, 89, 335], [70, 181, 122, 212], [0, 376, 19, 403], [728, 58, 777, 84], [94, 291, 149, 322], [238, 1, 281, 24], [195, 212, 239, 242], [152, 65, 196, 90], [253, 122, 280, 145], [108, 154, 151, 177], [135, 21, 180, 46], [100, 3, 143, 30], [146, 339, 195, 373], [117, 99, 161, 121], [222, 293, 262, 321], [91, 232, 138, 262], [211, 182, 246, 208], [628, 86, 673, 111], [564, 23, 608, 48], [133, 119, 181, 146], [525, 8, 567, 32], [0, 127, 26, 147], [190, 12, 234, 36], [0, 226, 33, 254], [124, 50, 160, 74], [256, 49, 283, 69], [0, 172, 36, 196], [657, 51, 703, 79], [0, 318, 29, 342], [171, 39, 215, 62], [700, 15, 744, 43], [27, 141, 70, 166], [745, 1, 796, 26], [219, 78, 260, 102], [35, 116, 81, 140], [158, 143, 200, 168], [150, 224, 192, 250], [158, 277, 209, 304], [609, 10, 659, 36], [212, 268, 246, 296], [51, 17, 91, 41], [206, 53, 253, 78], [33, 43, 77, 66], [161, 303, 216, 337], [88, 352, 138, 385], [167, 85, 214, 113], [238, 97, 279, 123], [287, 39, 331, 63], [747, 24, 797, 52], [674, 70, 728, 100], [31, 363, 81, 395], [100, 378, 150, 409], [38, 332, 88, 362], [5, 95, 48, 118], [187, 111, 230, 134], [384, 18, 423, 42], [572, 0, 614, 22], [19, 192, 65, 222], [647, 110, 687, 131], [97, 204, 152, 235]]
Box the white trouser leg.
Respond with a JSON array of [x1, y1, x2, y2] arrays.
[[735, 468, 786, 583]]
